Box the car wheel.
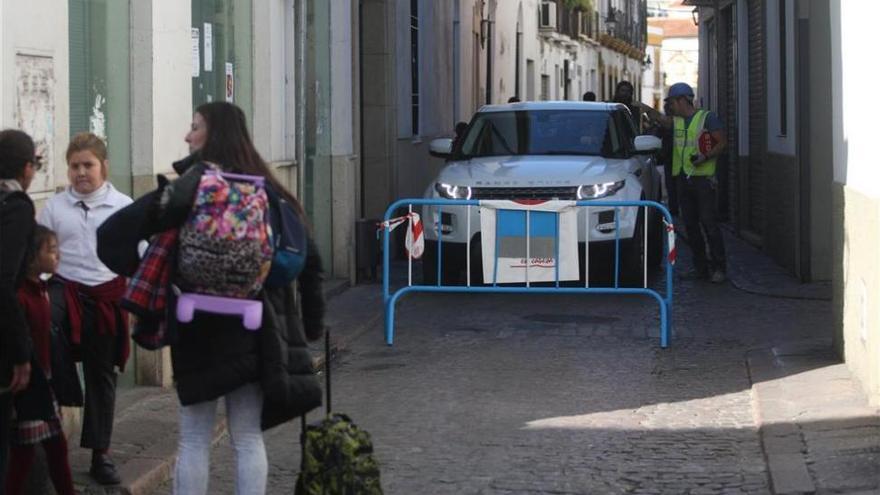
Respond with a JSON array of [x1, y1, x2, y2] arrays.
[[620, 208, 647, 287], [467, 234, 485, 286], [421, 241, 439, 285], [421, 240, 463, 286], [647, 207, 664, 268]]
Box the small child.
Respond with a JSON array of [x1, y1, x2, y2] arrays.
[[6, 226, 75, 495]]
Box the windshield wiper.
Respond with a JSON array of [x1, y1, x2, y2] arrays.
[[537, 151, 596, 156]]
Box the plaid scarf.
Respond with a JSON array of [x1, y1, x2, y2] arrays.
[[123, 229, 177, 314], [122, 230, 178, 349]]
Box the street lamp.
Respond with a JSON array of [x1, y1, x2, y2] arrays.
[[605, 5, 618, 37]]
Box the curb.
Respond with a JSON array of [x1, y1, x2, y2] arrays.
[[105, 420, 228, 495], [311, 305, 384, 372], [747, 347, 816, 495]]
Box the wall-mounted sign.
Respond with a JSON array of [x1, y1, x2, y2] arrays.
[[191, 28, 200, 77], [225, 63, 234, 102]]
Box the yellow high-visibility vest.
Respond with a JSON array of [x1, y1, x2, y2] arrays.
[[672, 109, 717, 177]]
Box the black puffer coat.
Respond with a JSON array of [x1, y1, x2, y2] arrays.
[[0, 190, 34, 387], [98, 156, 323, 429]]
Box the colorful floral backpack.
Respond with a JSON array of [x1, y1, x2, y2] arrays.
[[176, 165, 274, 299]]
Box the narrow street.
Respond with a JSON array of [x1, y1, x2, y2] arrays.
[[153, 242, 832, 494], [4, 1, 880, 495]]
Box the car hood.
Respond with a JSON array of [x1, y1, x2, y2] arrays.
[[435, 155, 628, 187]]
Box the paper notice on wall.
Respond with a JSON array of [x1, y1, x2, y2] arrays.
[[15, 54, 55, 194], [203, 23, 213, 72], [225, 63, 234, 102], [191, 28, 200, 77]]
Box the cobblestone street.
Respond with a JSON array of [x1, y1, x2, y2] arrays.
[[152, 249, 834, 494]]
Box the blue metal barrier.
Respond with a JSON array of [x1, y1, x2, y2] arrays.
[[381, 199, 675, 348]]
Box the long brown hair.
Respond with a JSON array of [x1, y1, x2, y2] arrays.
[[194, 102, 306, 220]]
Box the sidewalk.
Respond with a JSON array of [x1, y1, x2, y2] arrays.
[[747, 342, 879, 495], [721, 232, 877, 493], [679, 224, 877, 494], [50, 279, 384, 495], [723, 227, 832, 301]]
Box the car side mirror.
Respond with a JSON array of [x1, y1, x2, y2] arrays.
[[429, 138, 454, 159], [633, 135, 662, 154]]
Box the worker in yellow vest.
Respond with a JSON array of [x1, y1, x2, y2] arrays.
[[636, 82, 728, 283]]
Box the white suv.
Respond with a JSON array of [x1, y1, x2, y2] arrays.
[[422, 101, 664, 285]]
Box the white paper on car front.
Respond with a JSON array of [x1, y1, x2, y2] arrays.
[[479, 200, 580, 284]]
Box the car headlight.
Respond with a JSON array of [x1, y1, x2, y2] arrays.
[[434, 182, 472, 199], [576, 180, 625, 199]]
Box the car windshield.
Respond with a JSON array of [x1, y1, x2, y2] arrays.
[[458, 109, 621, 158]]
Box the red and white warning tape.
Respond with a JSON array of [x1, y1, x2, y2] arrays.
[[377, 213, 424, 259], [664, 219, 677, 265]]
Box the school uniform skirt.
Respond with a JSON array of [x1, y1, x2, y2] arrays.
[[11, 401, 63, 445]]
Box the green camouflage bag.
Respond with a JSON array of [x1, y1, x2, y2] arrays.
[[295, 412, 383, 495]]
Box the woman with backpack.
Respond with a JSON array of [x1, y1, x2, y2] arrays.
[[102, 101, 325, 495]]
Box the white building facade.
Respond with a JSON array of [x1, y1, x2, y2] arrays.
[[831, 0, 880, 405]]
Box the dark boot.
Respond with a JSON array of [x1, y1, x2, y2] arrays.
[[89, 452, 121, 485]]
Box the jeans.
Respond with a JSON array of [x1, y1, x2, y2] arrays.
[[173, 383, 267, 495], [677, 175, 727, 273]]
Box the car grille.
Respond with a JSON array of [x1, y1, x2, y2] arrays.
[[471, 186, 579, 200]]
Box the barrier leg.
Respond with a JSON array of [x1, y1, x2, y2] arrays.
[[660, 299, 669, 348], [385, 295, 396, 346]]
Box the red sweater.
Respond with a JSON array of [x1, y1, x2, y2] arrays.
[[17, 278, 51, 376]]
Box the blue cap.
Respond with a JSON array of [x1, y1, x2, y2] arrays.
[[665, 82, 694, 100]]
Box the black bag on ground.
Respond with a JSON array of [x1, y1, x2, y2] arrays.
[[295, 330, 383, 495]]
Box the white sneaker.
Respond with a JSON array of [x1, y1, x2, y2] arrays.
[[710, 270, 727, 284]]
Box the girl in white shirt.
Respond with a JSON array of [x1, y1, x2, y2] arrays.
[[37, 132, 132, 486]]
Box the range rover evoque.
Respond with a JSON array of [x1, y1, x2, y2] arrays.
[[423, 101, 665, 286]]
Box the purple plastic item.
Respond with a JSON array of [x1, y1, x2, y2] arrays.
[[205, 169, 266, 186], [176, 293, 263, 331]]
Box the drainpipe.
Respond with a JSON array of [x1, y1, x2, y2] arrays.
[[296, 0, 306, 200], [485, 16, 493, 105], [453, 1, 460, 123]]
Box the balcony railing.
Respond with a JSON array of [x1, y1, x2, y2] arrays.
[[548, 0, 647, 54]]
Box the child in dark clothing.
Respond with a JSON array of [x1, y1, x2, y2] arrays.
[[6, 226, 75, 495]]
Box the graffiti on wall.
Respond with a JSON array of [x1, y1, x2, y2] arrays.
[[14, 54, 55, 193]]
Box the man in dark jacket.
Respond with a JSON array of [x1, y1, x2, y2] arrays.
[[613, 81, 644, 133], [0, 129, 39, 489]]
